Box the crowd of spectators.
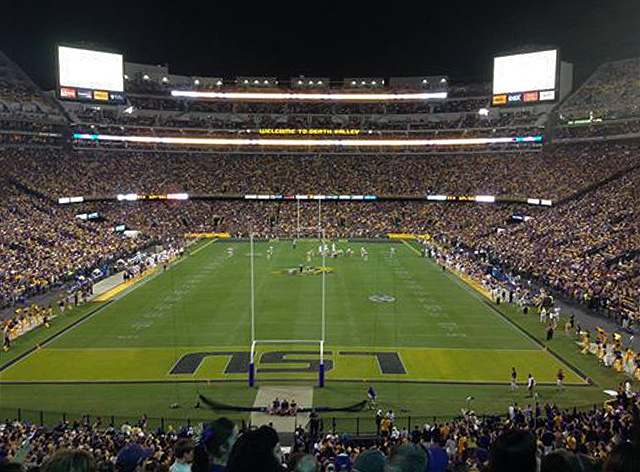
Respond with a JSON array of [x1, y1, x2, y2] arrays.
[[69, 105, 544, 142], [0, 177, 158, 308], [1, 397, 638, 472], [0, 52, 65, 124], [465, 165, 640, 327], [560, 58, 640, 121], [5, 142, 638, 201]]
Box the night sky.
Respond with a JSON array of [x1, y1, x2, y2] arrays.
[[2, 0, 638, 90]]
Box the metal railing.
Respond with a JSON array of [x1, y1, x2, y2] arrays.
[[0, 405, 603, 436]]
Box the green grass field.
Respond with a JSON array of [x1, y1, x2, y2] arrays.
[[0, 239, 629, 428]]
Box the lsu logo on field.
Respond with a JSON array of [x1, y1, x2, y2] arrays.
[[369, 294, 396, 303], [270, 266, 335, 276], [170, 350, 407, 375]]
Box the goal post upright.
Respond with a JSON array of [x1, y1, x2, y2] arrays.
[[319, 229, 327, 387], [317, 198, 321, 240], [296, 199, 301, 240], [249, 232, 256, 387]]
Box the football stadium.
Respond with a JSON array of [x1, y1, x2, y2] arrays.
[[1, 5, 640, 472]]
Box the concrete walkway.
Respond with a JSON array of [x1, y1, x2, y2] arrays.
[[251, 386, 313, 445]]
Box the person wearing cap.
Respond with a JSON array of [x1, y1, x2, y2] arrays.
[[334, 446, 351, 470], [116, 443, 153, 472], [353, 449, 386, 472]]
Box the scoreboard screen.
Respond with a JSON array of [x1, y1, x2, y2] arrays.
[[492, 49, 558, 106], [57, 46, 125, 104]]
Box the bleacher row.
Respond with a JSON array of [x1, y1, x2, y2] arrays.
[[1, 398, 638, 472]]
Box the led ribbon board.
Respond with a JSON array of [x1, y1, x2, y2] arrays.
[[171, 90, 448, 101], [73, 134, 543, 147]]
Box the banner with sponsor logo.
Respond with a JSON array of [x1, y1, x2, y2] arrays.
[[492, 89, 556, 107]]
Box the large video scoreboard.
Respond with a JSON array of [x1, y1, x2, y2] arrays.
[[57, 46, 125, 104], [492, 49, 558, 107]]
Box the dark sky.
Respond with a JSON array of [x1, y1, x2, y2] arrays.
[[2, 0, 638, 90]]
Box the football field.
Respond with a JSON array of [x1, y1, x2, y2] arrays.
[[0, 239, 613, 425]]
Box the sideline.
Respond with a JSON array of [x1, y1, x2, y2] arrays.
[[403, 237, 591, 386], [0, 377, 590, 387], [0, 301, 113, 373], [95, 239, 216, 301], [482, 301, 593, 386], [1, 239, 216, 372], [401, 238, 491, 299]]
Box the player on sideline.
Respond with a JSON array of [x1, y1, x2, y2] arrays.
[[2, 328, 10, 352], [551, 306, 561, 328], [361, 247, 369, 260], [510, 367, 518, 391], [527, 374, 538, 398], [556, 369, 565, 390], [367, 385, 377, 409], [540, 307, 547, 324]]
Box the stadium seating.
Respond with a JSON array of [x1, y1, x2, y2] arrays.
[[0, 399, 638, 471], [2, 48, 640, 472]]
